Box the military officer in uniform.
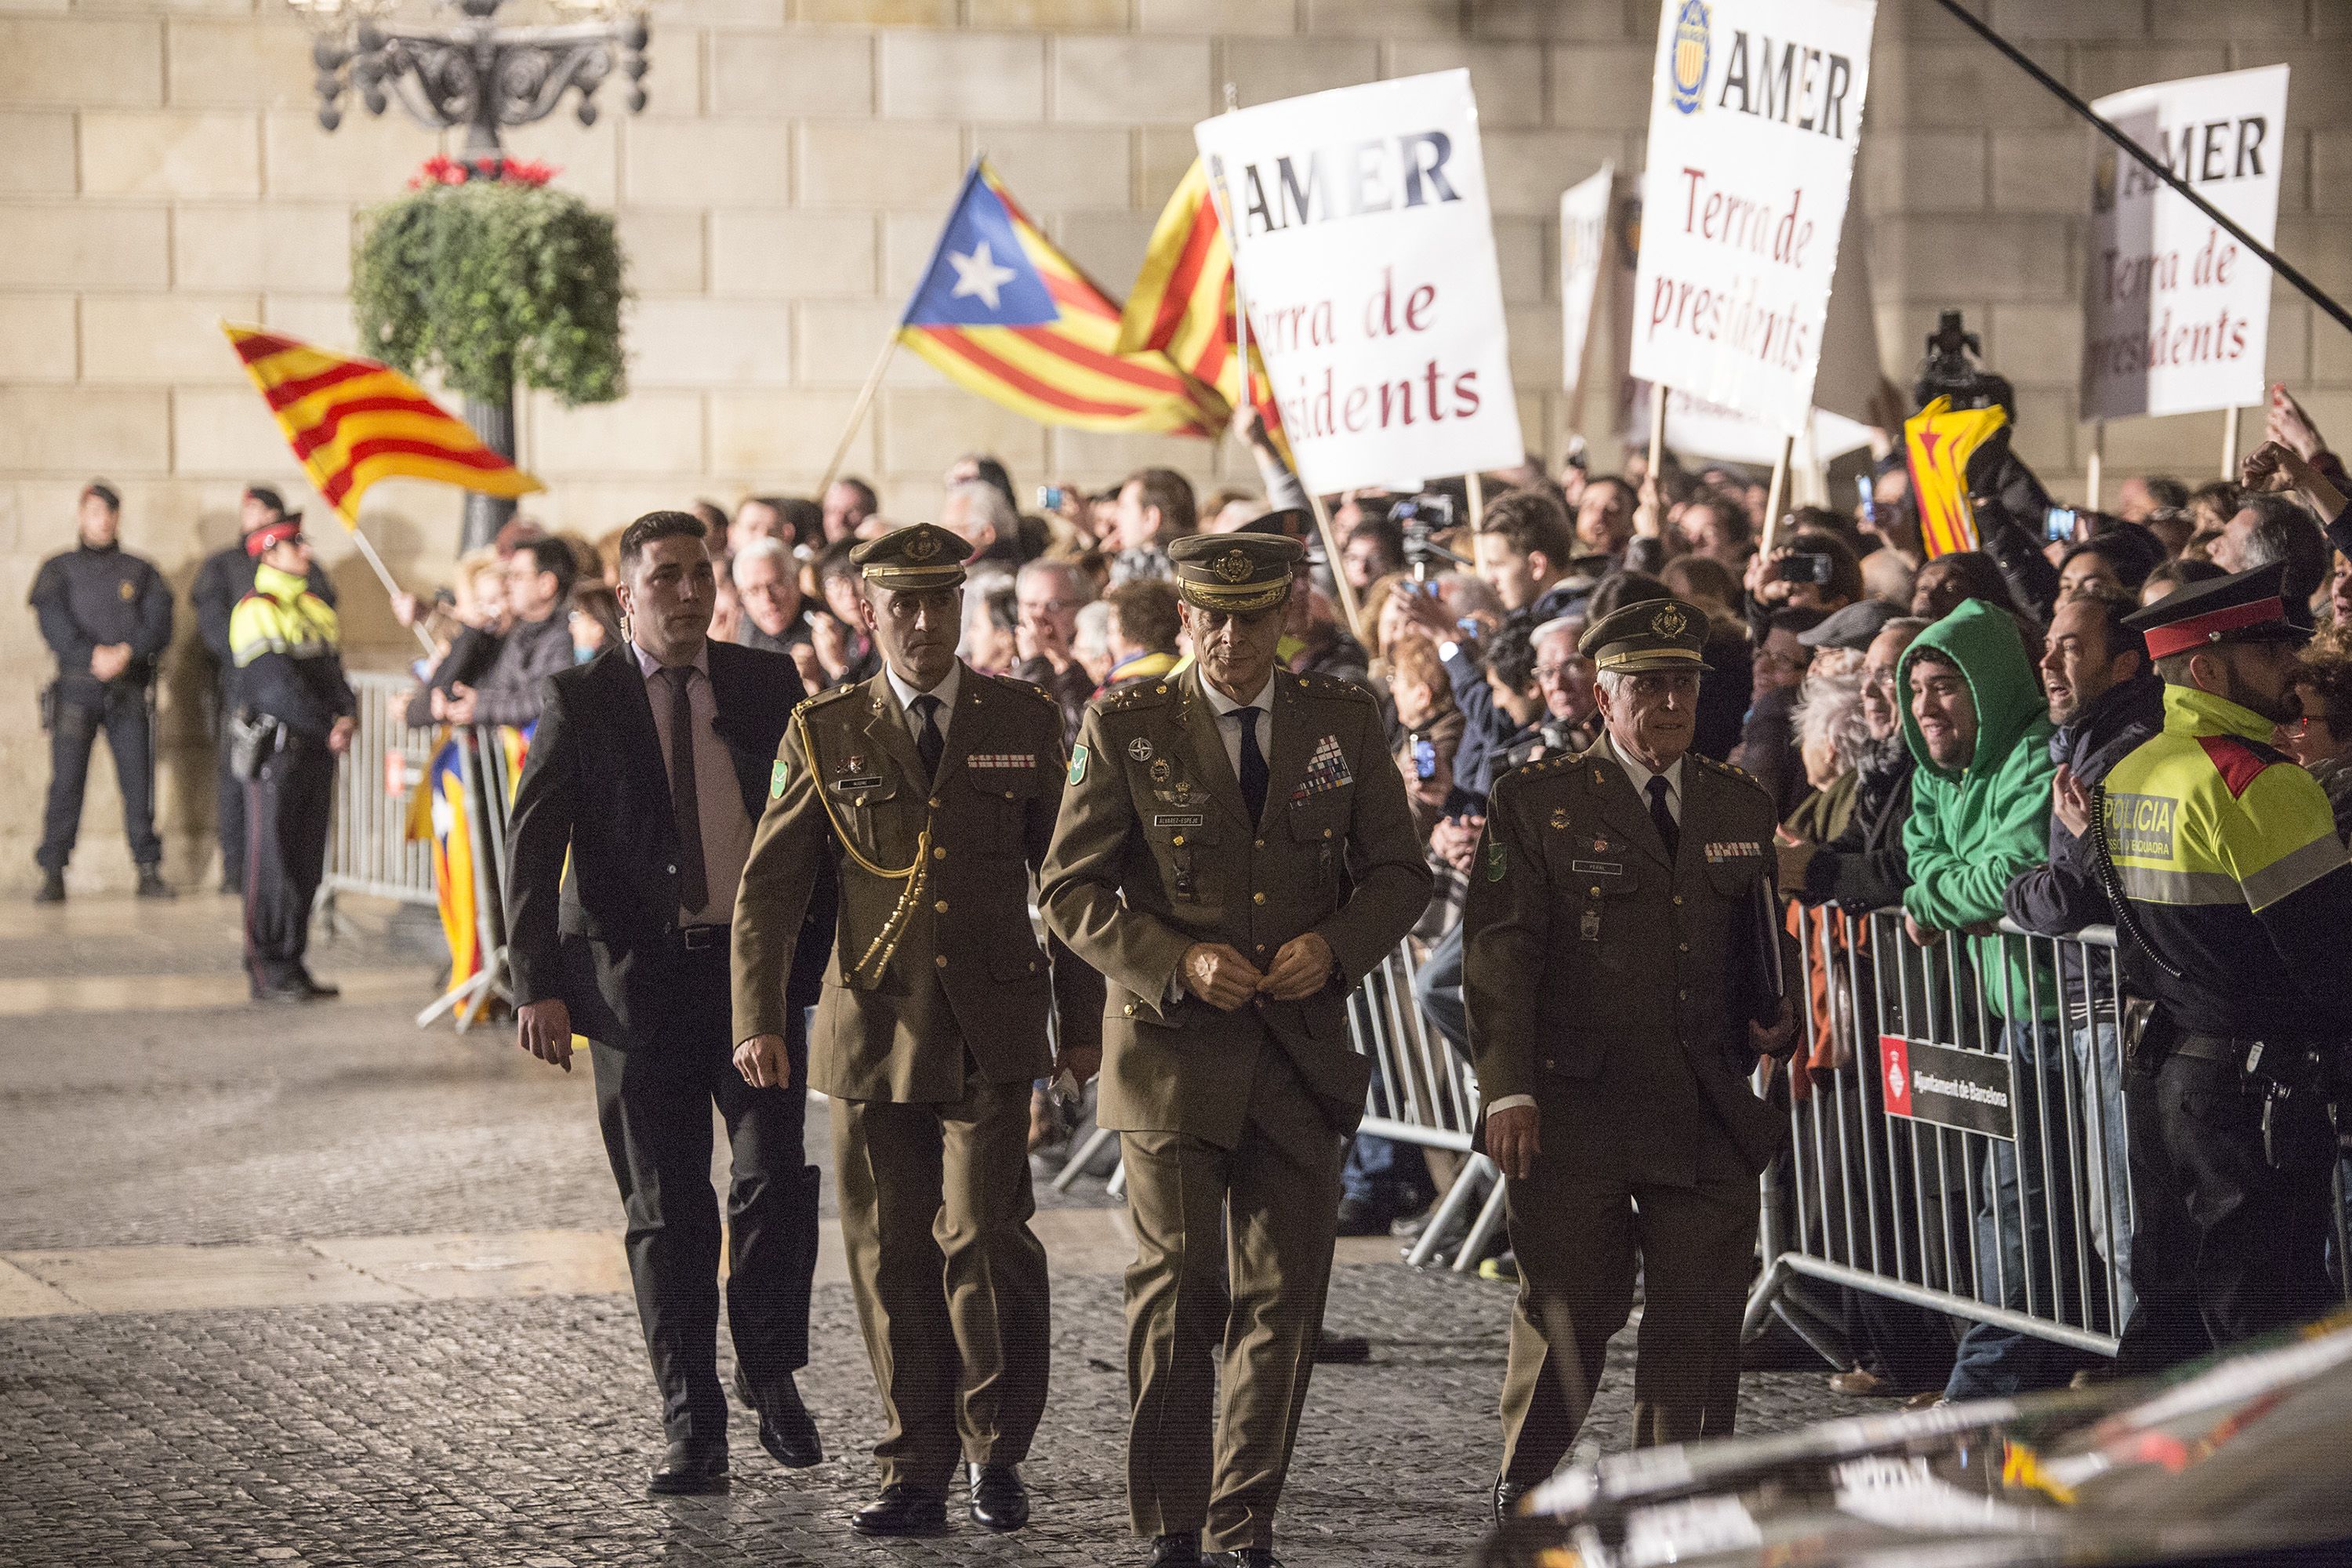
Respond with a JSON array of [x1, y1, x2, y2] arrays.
[[2090, 562, 2352, 1374], [1039, 532, 1430, 1568], [731, 523, 1103, 1539], [1463, 597, 1792, 1521]]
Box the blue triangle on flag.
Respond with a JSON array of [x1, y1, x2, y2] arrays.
[[902, 164, 1061, 329]]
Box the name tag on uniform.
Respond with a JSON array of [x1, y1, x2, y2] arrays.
[[1703, 840, 1762, 862], [1571, 860, 1624, 877], [1153, 813, 1204, 828], [830, 776, 884, 793]]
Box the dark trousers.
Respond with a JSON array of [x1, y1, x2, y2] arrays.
[[216, 686, 246, 885], [241, 739, 333, 990], [589, 942, 821, 1446], [2114, 1050, 2339, 1377], [39, 683, 161, 872]]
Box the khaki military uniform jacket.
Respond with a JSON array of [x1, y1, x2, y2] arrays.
[[1039, 666, 1431, 1149], [1463, 742, 1789, 1181], [731, 662, 1103, 1104]]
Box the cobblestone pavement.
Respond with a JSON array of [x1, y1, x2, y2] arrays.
[[1, 898, 1871, 1566]]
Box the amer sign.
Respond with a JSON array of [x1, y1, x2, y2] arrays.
[[1630, 0, 1877, 437]]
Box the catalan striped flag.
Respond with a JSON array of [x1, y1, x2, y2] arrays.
[[1904, 395, 2012, 558], [223, 323, 544, 522], [897, 162, 1225, 437], [1116, 157, 1291, 466]]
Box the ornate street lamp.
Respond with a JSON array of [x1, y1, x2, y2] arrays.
[[285, 0, 648, 550]]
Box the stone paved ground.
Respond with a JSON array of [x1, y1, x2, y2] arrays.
[[0, 898, 1868, 1566]]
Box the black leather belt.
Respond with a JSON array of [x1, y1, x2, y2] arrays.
[[2169, 1033, 2255, 1066], [675, 923, 728, 952]]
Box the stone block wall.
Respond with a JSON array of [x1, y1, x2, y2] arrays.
[[0, 0, 2347, 889]]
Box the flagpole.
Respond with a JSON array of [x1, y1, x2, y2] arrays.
[[2220, 405, 2241, 481], [816, 334, 900, 502], [2086, 420, 2104, 512], [1648, 384, 1668, 480], [1466, 470, 1486, 530], [346, 522, 438, 656]]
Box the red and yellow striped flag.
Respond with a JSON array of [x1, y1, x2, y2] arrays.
[[1116, 158, 1291, 467], [223, 323, 544, 522], [897, 162, 1224, 437]]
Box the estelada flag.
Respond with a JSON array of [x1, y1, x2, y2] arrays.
[[898, 161, 1223, 437], [1905, 395, 2011, 558], [1116, 157, 1291, 466], [223, 323, 544, 522]]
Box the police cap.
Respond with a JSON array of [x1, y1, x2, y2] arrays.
[[1167, 532, 1302, 614], [850, 523, 971, 592], [1577, 595, 1712, 675], [2124, 559, 2309, 660]]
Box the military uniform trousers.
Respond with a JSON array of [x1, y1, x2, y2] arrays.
[[828, 1027, 1050, 1494], [2113, 1043, 2339, 1377], [589, 938, 822, 1446], [41, 680, 161, 873], [241, 735, 334, 991], [1120, 1036, 1347, 1554], [1497, 1088, 1756, 1484]]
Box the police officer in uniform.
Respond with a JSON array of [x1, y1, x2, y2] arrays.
[[731, 523, 1103, 1539], [229, 516, 354, 1001], [194, 485, 336, 894], [29, 481, 176, 902], [1462, 597, 1792, 1521], [2088, 562, 2352, 1374], [1040, 532, 1430, 1568]]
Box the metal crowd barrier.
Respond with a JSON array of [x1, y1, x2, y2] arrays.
[[1745, 904, 2138, 1358], [324, 670, 437, 907]]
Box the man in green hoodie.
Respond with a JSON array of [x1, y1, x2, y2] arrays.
[[1898, 597, 2083, 1401]]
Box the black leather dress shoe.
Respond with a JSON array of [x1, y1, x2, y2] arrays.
[[33, 871, 64, 905], [252, 976, 336, 1004], [135, 866, 175, 899], [1142, 1532, 1202, 1567], [749, 1377, 822, 1468], [850, 1483, 949, 1537], [1313, 1328, 1370, 1364], [647, 1443, 728, 1496], [1493, 1478, 1533, 1524], [967, 1461, 1029, 1531], [1210, 1549, 1283, 1568]]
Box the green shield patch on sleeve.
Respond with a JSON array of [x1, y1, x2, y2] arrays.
[[770, 757, 790, 798], [1483, 839, 1507, 882], [1068, 742, 1089, 785]]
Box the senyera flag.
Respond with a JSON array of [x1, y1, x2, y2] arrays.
[[898, 161, 1224, 437], [223, 323, 544, 522], [1117, 155, 1293, 466]]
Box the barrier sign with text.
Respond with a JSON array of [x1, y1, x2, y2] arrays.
[[1196, 70, 1524, 494], [1629, 0, 1877, 437], [1880, 1034, 2016, 1142], [2081, 64, 2290, 423]]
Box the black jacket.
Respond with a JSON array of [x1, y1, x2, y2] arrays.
[[2004, 670, 2164, 996], [402, 624, 502, 730], [466, 607, 574, 729], [1798, 738, 1914, 912], [192, 543, 334, 674], [503, 641, 833, 1048], [31, 543, 173, 695]]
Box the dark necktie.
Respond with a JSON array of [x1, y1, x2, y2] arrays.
[[1647, 774, 1679, 860], [663, 666, 708, 914], [1232, 706, 1269, 823], [913, 693, 945, 779]]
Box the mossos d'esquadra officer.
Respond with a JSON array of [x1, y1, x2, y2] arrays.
[[1039, 530, 1430, 1568], [731, 522, 1104, 1541], [1462, 595, 1795, 1523]]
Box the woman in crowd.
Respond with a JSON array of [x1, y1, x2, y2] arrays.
[[1385, 632, 1465, 843], [2280, 655, 2352, 838]]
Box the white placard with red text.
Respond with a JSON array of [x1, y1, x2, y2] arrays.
[[1628, 0, 1876, 437], [1560, 162, 1616, 406], [2080, 65, 2289, 423], [1196, 70, 1525, 494]]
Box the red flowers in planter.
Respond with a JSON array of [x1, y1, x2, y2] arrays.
[[408, 153, 559, 189]]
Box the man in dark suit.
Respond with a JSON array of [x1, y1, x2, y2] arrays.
[[505, 509, 833, 1496], [1465, 597, 1794, 1523]]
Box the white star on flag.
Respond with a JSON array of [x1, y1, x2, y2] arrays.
[[947, 241, 1018, 310]]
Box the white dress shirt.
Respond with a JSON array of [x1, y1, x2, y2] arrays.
[[1485, 735, 1685, 1121], [1197, 667, 1278, 784], [632, 640, 753, 927], [885, 659, 962, 746]]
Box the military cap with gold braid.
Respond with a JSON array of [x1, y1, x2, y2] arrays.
[[1577, 595, 1714, 674], [1166, 531, 1301, 614], [850, 522, 971, 590]]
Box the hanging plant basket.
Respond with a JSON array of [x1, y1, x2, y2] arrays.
[[352, 158, 628, 409]]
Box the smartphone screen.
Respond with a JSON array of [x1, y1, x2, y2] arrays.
[[2045, 507, 2078, 543]]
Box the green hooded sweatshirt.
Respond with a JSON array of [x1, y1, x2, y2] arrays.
[[1898, 597, 2058, 1021]]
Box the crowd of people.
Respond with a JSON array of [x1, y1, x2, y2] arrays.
[[31, 356, 2352, 1559]]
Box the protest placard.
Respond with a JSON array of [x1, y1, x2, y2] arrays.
[[1628, 0, 1877, 437], [2080, 64, 2289, 423], [1196, 69, 1525, 494], [1561, 162, 1616, 408]]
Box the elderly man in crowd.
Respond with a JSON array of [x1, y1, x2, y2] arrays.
[[940, 479, 1025, 570], [734, 539, 813, 652], [1013, 557, 1096, 741]]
